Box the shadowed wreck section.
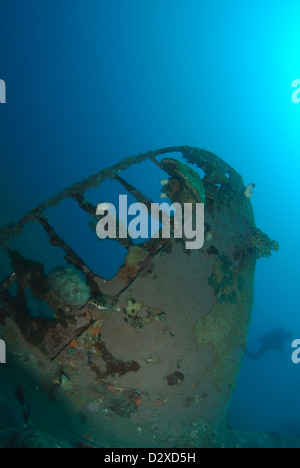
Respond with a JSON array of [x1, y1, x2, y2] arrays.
[[0, 146, 280, 448]]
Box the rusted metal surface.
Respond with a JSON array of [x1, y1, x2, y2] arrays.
[[0, 146, 279, 447]]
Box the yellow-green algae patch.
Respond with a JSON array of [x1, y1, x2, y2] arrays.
[[125, 246, 148, 266], [1, 324, 18, 344], [194, 257, 255, 392]]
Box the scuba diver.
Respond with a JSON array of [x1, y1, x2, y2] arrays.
[[245, 327, 293, 360]]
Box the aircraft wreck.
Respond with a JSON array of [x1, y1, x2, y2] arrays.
[[0, 146, 279, 448]]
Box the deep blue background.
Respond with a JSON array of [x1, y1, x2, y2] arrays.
[[0, 0, 300, 434]]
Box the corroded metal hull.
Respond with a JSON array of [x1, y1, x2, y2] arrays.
[[0, 147, 278, 447]]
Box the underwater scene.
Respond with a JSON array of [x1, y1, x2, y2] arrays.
[[0, 0, 299, 450]]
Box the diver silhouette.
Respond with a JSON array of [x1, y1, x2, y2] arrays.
[[245, 327, 293, 360]]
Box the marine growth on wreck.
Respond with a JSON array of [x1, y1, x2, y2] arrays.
[[0, 146, 279, 448]]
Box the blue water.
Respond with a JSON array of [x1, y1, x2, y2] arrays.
[[0, 0, 300, 439]]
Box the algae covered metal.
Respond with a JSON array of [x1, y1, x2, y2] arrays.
[[0, 146, 279, 448]]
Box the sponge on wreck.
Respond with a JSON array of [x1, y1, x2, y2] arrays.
[[47, 266, 90, 307]]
